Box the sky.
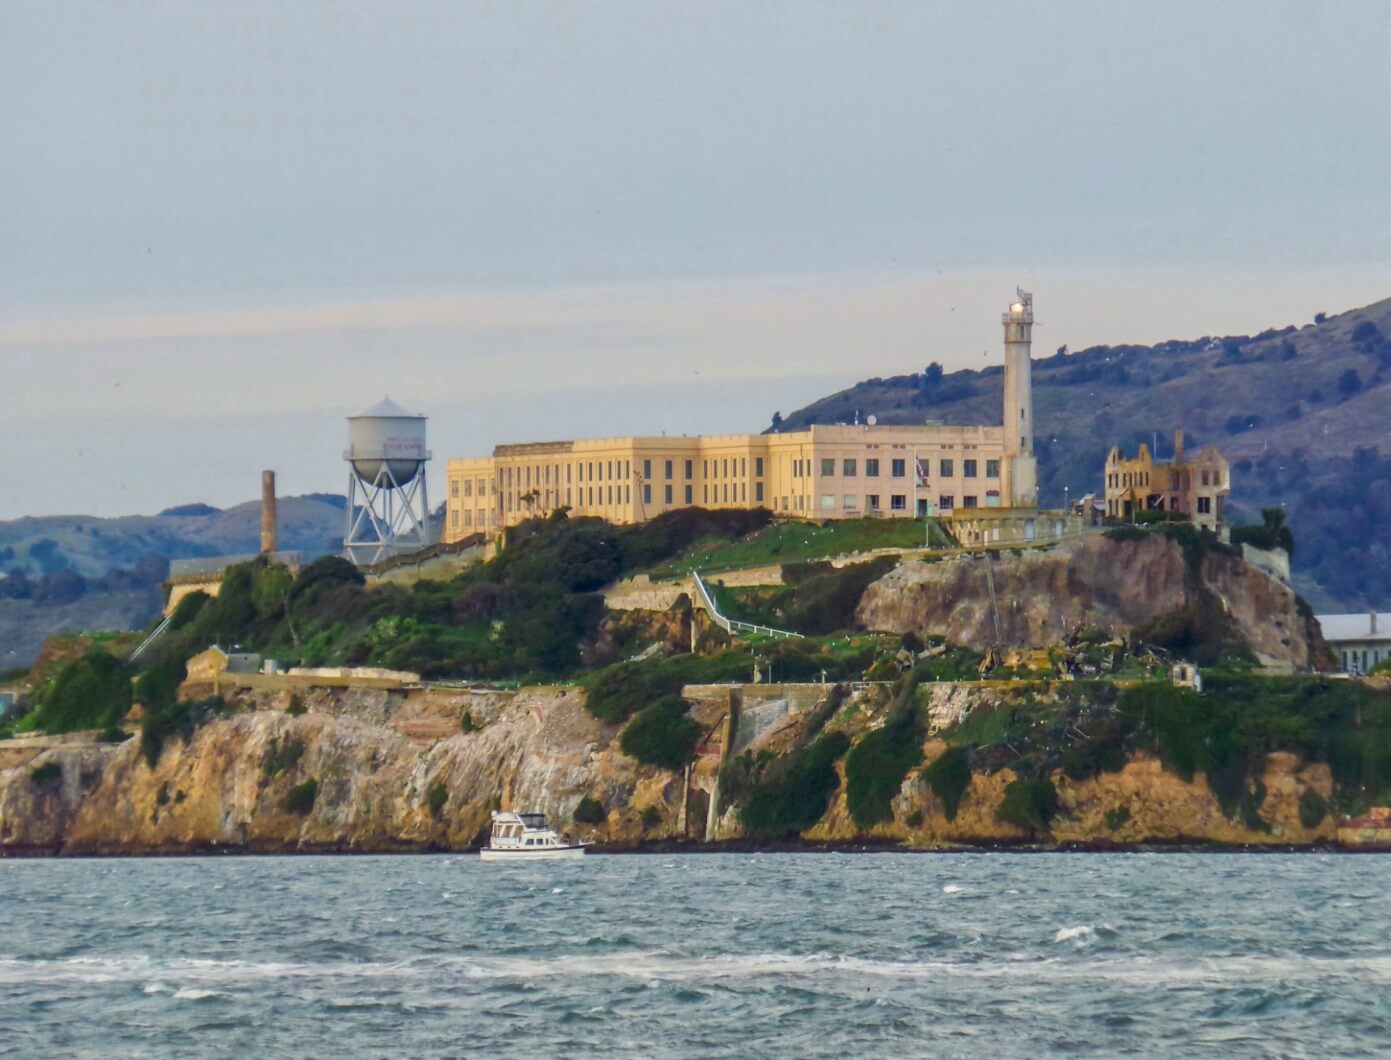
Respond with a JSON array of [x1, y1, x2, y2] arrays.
[[4, 1, 1391, 517]]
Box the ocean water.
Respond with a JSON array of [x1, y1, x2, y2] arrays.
[[1, 853, 1387, 1058]]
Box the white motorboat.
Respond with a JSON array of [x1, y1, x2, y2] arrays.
[[479, 811, 587, 861]]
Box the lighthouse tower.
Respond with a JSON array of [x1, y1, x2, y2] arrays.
[[1002, 289, 1038, 507]]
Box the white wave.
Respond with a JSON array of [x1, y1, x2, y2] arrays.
[[172, 988, 222, 1001], [142, 981, 170, 995], [1055, 925, 1095, 944], [942, 884, 963, 894]]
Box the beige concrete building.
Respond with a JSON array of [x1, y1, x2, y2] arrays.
[[1103, 430, 1230, 533], [444, 292, 1043, 544]]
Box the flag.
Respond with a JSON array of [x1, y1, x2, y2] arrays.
[[915, 456, 928, 486]]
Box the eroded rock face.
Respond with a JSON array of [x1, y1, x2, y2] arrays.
[[856, 534, 1325, 670]]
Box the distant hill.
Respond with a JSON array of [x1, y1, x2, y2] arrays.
[[0, 495, 348, 580], [774, 296, 1391, 611], [0, 495, 348, 668]]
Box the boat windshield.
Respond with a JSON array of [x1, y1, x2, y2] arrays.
[[518, 813, 547, 829]]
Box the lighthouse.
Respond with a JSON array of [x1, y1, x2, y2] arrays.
[[1002, 289, 1038, 507]]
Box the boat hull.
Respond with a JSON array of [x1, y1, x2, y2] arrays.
[[479, 845, 587, 861]]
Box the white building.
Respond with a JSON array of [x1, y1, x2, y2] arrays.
[[1316, 612, 1391, 674]]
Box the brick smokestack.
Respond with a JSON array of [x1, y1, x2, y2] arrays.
[[1173, 429, 1185, 464], [261, 470, 277, 554]]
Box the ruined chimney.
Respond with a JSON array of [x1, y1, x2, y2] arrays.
[[261, 470, 278, 555], [1173, 429, 1185, 464], [1373, 612, 1379, 636]]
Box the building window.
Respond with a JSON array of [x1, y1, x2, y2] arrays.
[[867, 494, 880, 511], [450, 480, 460, 498], [939, 495, 955, 510], [665, 484, 673, 504], [890, 494, 906, 511], [843, 458, 857, 476], [723, 459, 729, 477], [740, 483, 746, 501], [684, 460, 693, 479], [643, 459, 651, 479], [963, 495, 978, 508], [703, 460, 709, 477], [1197, 496, 1211, 514], [940, 459, 954, 478], [741, 458, 747, 477], [820, 494, 835, 510], [821, 458, 835, 476], [664, 459, 673, 479], [755, 457, 764, 477], [963, 459, 977, 478], [891, 459, 906, 478], [843, 495, 856, 509], [755, 482, 764, 502], [986, 459, 1000, 478], [643, 484, 652, 504], [703, 485, 709, 503], [685, 485, 693, 504], [723, 484, 729, 502], [451, 511, 460, 529], [866, 458, 879, 477]]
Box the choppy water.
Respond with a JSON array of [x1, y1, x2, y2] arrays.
[[2, 853, 1388, 1058]]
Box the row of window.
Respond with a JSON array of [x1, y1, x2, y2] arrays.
[[814, 457, 999, 479]]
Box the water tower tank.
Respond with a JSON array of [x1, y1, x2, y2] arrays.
[[346, 397, 428, 487]]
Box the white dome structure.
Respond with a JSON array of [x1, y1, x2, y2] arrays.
[[343, 397, 435, 566]]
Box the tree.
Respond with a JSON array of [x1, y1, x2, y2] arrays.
[[1338, 368, 1362, 398], [922, 362, 944, 385], [1314, 312, 1327, 325], [770, 411, 783, 431]]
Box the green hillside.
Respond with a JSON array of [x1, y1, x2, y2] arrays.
[[774, 296, 1391, 610]]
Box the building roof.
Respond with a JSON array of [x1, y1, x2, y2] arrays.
[[351, 396, 424, 420], [1316, 613, 1391, 643]]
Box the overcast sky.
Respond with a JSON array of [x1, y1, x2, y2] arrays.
[[4, 1, 1391, 517]]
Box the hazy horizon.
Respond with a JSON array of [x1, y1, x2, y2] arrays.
[[5, 1, 1391, 517]]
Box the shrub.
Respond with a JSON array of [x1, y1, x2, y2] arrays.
[[904, 809, 924, 827], [427, 782, 448, 817], [1104, 804, 1131, 831], [641, 805, 662, 829], [922, 745, 972, 821], [140, 696, 227, 769], [739, 731, 851, 837], [32, 650, 132, 735], [1298, 789, 1328, 829], [459, 709, 480, 733], [781, 556, 899, 635], [30, 761, 61, 785], [262, 735, 305, 778], [284, 778, 318, 815], [286, 694, 307, 717], [1338, 368, 1362, 398], [845, 677, 924, 830], [585, 650, 751, 724], [996, 776, 1059, 835], [574, 796, 606, 824], [620, 695, 703, 771]]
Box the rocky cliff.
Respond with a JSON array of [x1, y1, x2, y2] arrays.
[[856, 532, 1329, 670], [0, 675, 1365, 855]]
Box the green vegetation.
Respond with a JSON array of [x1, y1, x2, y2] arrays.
[[921, 745, 972, 820], [427, 782, 448, 817], [1299, 789, 1328, 829], [574, 796, 606, 824], [284, 778, 318, 815], [620, 695, 703, 771], [1231, 507, 1296, 556], [140, 696, 230, 768], [286, 693, 306, 717], [459, 709, 481, 732], [640, 805, 662, 829], [30, 649, 131, 734], [1104, 804, 1131, 831], [712, 555, 900, 636], [261, 734, 305, 778], [996, 776, 1059, 835], [738, 730, 851, 837], [649, 517, 952, 579], [844, 675, 924, 830], [30, 761, 61, 786], [584, 650, 752, 724]]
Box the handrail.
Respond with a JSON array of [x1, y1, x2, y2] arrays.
[[691, 571, 802, 640], [129, 614, 173, 663]]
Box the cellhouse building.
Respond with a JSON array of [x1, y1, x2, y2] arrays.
[[443, 291, 1053, 546]]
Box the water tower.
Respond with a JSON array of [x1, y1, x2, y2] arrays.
[[343, 397, 433, 565]]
